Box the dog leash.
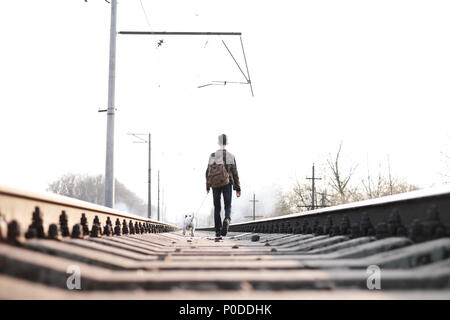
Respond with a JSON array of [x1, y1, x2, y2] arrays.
[[193, 193, 209, 218]]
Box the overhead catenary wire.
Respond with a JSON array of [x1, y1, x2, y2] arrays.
[[138, 0, 152, 30], [221, 40, 249, 83], [197, 80, 248, 88], [240, 36, 254, 96], [197, 38, 254, 96], [118, 29, 253, 95], [212, 80, 249, 85]]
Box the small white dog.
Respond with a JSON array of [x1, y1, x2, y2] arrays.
[[183, 214, 195, 237]]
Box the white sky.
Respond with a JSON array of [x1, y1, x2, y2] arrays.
[[1, 1, 450, 226]]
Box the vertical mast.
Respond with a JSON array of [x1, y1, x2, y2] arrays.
[[253, 193, 256, 220], [104, 0, 118, 208], [148, 134, 152, 218], [157, 170, 160, 221], [312, 164, 315, 210]]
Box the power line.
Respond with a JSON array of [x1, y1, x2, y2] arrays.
[[119, 31, 241, 36], [138, 0, 152, 30], [119, 31, 253, 96], [196, 37, 254, 95], [222, 40, 249, 83], [240, 36, 254, 96], [157, 170, 160, 221]]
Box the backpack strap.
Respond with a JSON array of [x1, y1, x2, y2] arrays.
[[224, 149, 232, 178], [223, 149, 229, 172]]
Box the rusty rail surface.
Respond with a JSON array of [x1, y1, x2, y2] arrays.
[[0, 185, 177, 243]]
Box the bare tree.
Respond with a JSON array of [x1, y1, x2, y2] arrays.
[[326, 142, 358, 204], [47, 173, 104, 204], [275, 180, 330, 215], [361, 159, 385, 199], [387, 154, 394, 195], [274, 188, 295, 216], [440, 150, 450, 183], [292, 182, 312, 210], [47, 173, 150, 217], [361, 156, 419, 199], [276, 149, 419, 216]]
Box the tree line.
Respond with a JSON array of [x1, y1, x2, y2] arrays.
[[47, 173, 150, 217], [276, 142, 419, 215]]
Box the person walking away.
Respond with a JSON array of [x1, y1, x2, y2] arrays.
[[206, 134, 241, 237]]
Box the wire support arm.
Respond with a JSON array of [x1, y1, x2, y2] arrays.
[[119, 31, 242, 36]]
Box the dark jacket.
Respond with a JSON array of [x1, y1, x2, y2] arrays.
[[206, 149, 241, 192]]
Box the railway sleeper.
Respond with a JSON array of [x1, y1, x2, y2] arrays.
[[1, 242, 450, 291]]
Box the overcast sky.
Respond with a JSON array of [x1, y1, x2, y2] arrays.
[[1, 1, 450, 226]]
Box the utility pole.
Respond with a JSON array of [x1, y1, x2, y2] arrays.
[[298, 163, 329, 210], [128, 133, 152, 219], [245, 193, 263, 221], [157, 170, 160, 221], [306, 163, 321, 210], [161, 187, 163, 222], [104, 0, 118, 208], [298, 163, 328, 211], [148, 134, 151, 218]]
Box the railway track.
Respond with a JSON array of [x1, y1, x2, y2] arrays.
[[0, 184, 450, 300]]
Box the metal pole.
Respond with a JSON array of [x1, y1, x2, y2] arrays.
[[312, 164, 315, 210], [247, 193, 260, 221], [306, 163, 322, 211], [157, 170, 160, 221], [253, 193, 256, 220], [104, 0, 117, 208], [161, 187, 164, 222], [148, 134, 151, 219]]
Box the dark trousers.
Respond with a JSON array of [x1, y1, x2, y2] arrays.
[[212, 184, 232, 233]]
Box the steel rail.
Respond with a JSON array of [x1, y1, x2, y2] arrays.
[[1, 185, 450, 298], [0, 185, 177, 243], [199, 186, 450, 242]]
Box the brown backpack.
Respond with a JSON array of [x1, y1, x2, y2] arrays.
[[207, 150, 230, 188]]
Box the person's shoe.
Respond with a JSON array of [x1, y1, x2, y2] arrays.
[[215, 231, 221, 238], [221, 218, 230, 236]]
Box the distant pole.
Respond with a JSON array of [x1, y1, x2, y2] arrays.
[[298, 165, 327, 210], [252, 193, 257, 220], [104, 0, 118, 208], [157, 170, 160, 221], [148, 134, 151, 219], [245, 193, 262, 221], [306, 163, 322, 210], [312, 164, 315, 209], [161, 187, 163, 222], [128, 133, 152, 219]]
